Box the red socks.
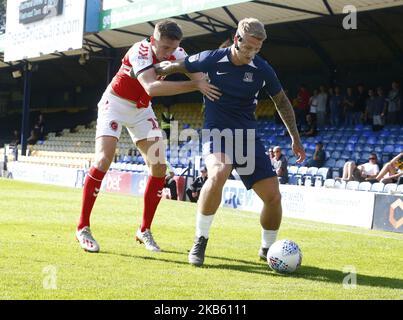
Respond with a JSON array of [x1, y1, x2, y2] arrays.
[[140, 176, 166, 232], [77, 167, 106, 231]]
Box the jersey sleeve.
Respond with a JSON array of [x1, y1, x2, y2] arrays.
[[129, 43, 154, 77], [184, 50, 217, 73], [263, 62, 283, 97]]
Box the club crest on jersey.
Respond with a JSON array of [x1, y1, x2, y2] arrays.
[[109, 121, 118, 131], [188, 53, 200, 63], [243, 72, 254, 82]]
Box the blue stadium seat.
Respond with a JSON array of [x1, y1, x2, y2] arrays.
[[383, 145, 395, 153], [326, 143, 336, 151], [288, 156, 297, 166], [335, 159, 346, 168], [335, 144, 345, 151], [351, 152, 361, 162], [331, 151, 341, 159], [340, 151, 351, 160], [374, 145, 383, 153], [348, 136, 359, 144], [355, 144, 365, 152], [395, 145, 403, 153], [345, 143, 355, 152], [357, 136, 367, 144], [386, 138, 396, 145], [324, 158, 336, 168]]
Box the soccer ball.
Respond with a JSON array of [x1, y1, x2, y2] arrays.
[[267, 239, 302, 273]]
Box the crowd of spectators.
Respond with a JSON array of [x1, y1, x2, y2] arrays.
[[286, 81, 402, 133]]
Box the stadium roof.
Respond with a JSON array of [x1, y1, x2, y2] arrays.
[[2, 0, 403, 67], [83, 0, 403, 50]]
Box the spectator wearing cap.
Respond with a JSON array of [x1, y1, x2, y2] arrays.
[[306, 142, 326, 168], [186, 167, 208, 202], [272, 146, 288, 184], [165, 168, 178, 200]]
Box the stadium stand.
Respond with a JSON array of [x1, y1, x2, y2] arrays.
[[2, 102, 402, 192]]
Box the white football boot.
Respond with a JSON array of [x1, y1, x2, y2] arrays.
[[76, 227, 100, 253], [135, 228, 161, 252]]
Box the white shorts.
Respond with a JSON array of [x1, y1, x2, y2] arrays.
[[95, 92, 163, 144]]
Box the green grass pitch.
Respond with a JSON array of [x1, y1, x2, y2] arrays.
[[0, 178, 402, 300]]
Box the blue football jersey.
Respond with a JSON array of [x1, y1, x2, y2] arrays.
[[185, 48, 282, 130]]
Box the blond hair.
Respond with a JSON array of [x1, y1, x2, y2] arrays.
[[237, 18, 267, 40]]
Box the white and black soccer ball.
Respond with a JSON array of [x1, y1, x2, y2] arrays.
[[267, 239, 302, 273]]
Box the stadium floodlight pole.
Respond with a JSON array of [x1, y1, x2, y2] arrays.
[[20, 61, 32, 156]]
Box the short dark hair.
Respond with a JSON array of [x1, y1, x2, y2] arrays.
[[154, 20, 183, 41]]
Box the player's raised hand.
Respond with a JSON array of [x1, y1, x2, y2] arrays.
[[292, 140, 306, 164], [196, 80, 221, 101]]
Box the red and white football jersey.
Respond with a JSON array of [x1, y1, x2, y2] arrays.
[[110, 38, 187, 108]]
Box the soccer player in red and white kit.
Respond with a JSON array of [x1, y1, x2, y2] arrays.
[[76, 20, 221, 253]]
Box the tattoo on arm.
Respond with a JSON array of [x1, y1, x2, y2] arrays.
[[272, 90, 301, 143], [153, 59, 188, 76]]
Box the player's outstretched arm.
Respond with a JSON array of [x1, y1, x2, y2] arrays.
[[272, 90, 306, 163], [153, 58, 188, 76], [138, 67, 221, 101]]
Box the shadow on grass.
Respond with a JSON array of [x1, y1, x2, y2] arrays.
[[100, 250, 403, 290]]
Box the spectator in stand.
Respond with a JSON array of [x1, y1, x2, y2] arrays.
[[373, 87, 387, 131], [306, 141, 326, 168], [267, 147, 274, 163], [343, 87, 356, 126], [9, 130, 20, 146], [186, 166, 208, 202], [316, 85, 328, 127], [123, 148, 135, 163], [386, 81, 400, 125], [33, 113, 46, 140], [165, 168, 178, 200], [295, 84, 310, 129], [329, 86, 343, 127], [308, 89, 319, 122], [27, 129, 39, 145], [355, 84, 367, 125], [272, 146, 288, 184], [301, 113, 317, 137], [364, 88, 376, 125], [339, 153, 380, 182], [375, 152, 403, 184]]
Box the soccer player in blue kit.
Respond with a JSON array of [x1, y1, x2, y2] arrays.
[[154, 18, 305, 266]]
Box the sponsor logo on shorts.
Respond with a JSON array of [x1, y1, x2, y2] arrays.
[[110, 121, 118, 131]]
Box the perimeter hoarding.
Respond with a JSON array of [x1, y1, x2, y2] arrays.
[[372, 194, 403, 234], [4, 0, 86, 62], [99, 0, 250, 31]]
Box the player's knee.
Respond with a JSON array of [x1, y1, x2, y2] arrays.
[[95, 154, 113, 171], [263, 190, 281, 206], [208, 171, 228, 188], [150, 163, 166, 177]]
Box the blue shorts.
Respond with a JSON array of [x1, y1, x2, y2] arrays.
[[202, 129, 276, 190]]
